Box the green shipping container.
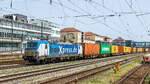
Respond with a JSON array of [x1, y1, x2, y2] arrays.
[[100, 44, 111, 55]]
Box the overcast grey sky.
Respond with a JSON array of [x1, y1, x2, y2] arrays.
[[0, 0, 150, 41]]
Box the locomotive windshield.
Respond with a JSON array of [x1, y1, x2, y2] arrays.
[[27, 42, 38, 48]]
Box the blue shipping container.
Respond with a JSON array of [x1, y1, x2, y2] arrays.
[[49, 44, 79, 56]]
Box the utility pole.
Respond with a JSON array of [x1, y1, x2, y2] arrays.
[[11, 19, 13, 56], [131, 0, 132, 8], [21, 31, 23, 56], [41, 22, 43, 40], [81, 32, 84, 43]]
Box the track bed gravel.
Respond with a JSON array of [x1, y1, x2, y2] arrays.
[[117, 64, 150, 84]]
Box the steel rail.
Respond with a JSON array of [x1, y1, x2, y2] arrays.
[[114, 64, 150, 84], [139, 72, 149, 84], [0, 53, 141, 70], [0, 55, 140, 83], [35, 56, 140, 84]]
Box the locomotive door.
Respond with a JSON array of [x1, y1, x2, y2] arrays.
[[44, 44, 49, 56]]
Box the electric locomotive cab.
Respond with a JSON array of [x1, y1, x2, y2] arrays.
[[23, 40, 49, 63], [23, 41, 39, 62]]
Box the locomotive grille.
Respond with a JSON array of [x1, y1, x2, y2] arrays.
[[25, 50, 36, 56]]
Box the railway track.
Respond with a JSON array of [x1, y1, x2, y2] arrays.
[[0, 53, 142, 71], [0, 53, 142, 66], [0, 53, 24, 66], [0, 59, 25, 65], [0, 53, 22, 58], [36, 56, 140, 84], [0, 54, 141, 83], [114, 64, 150, 84]]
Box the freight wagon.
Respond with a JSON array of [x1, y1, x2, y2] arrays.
[[100, 44, 111, 56], [111, 45, 119, 55], [123, 46, 128, 54], [118, 46, 124, 54], [127, 47, 131, 54], [145, 48, 149, 52], [133, 47, 136, 53], [131, 47, 136, 53], [82, 43, 100, 58], [142, 48, 144, 53], [137, 48, 143, 53], [137, 48, 140, 53]]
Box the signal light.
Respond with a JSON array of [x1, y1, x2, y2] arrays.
[[145, 57, 149, 61]]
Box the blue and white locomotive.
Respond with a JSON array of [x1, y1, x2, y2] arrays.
[[23, 40, 82, 63]]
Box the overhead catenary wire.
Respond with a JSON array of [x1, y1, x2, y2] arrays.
[[10, 0, 13, 8], [67, 0, 132, 37], [51, 0, 121, 37], [87, 0, 136, 39], [124, 0, 148, 31], [117, 0, 137, 40], [86, 0, 132, 39], [50, 0, 52, 5], [2, 0, 150, 41], [24, 0, 28, 10], [124, 0, 149, 40], [70, 0, 148, 39], [57, 0, 68, 27], [134, 0, 150, 34]]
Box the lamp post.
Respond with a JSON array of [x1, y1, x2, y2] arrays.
[[41, 22, 43, 40], [21, 31, 23, 55], [11, 19, 13, 56]]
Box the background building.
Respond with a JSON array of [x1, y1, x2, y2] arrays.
[[3, 14, 28, 23], [112, 37, 125, 45], [29, 19, 57, 28], [84, 32, 104, 43], [0, 14, 60, 52], [101, 36, 112, 42], [113, 37, 125, 42], [60, 28, 111, 43], [60, 27, 82, 43]]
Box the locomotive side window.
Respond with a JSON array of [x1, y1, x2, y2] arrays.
[[27, 42, 37, 48]]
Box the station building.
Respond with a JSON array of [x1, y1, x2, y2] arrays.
[[0, 14, 60, 52], [84, 32, 104, 43], [60, 27, 82, 43], [60, 28, 112, 44]]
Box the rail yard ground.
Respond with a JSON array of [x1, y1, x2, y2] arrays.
[[66, 58, 142, 84], [115, 64, 150, 84], [0, 53, 143, 71], [145, 73, 150, 84], [0, 53, 142, 66], [0, 53, 143, 84], [0, 53, 147, 84], [0, 51, 24, 65], [75, 57, 150, 84]]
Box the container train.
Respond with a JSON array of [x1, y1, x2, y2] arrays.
[[23, 40, 150, 64]]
